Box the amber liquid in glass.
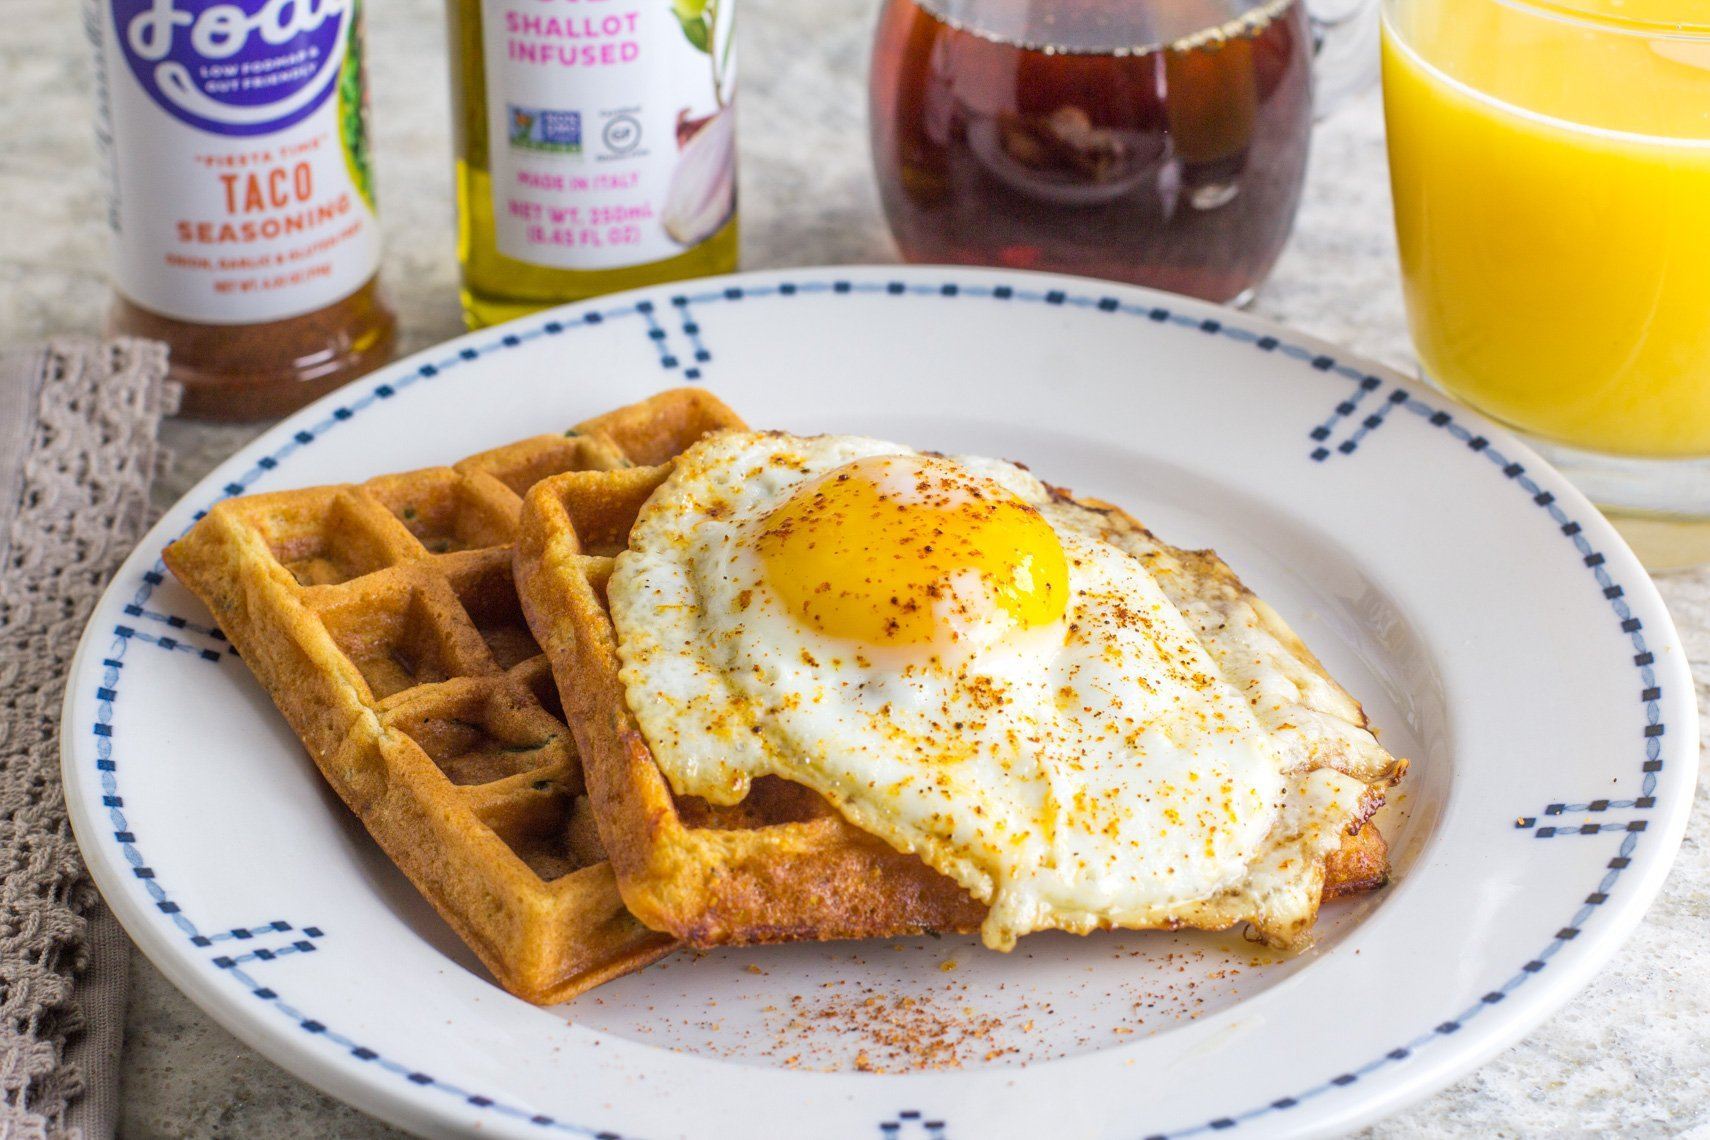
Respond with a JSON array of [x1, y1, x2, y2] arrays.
[[871, 0, 1312, 303]]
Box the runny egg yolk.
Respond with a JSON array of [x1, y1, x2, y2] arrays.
[[754, 454, 1069, 648]]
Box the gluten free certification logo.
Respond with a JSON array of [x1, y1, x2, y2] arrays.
[[601, 111, 642, 156]]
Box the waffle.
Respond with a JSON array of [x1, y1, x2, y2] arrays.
[[513, 410, 1395, 950], [162, 389, 742, 1002]]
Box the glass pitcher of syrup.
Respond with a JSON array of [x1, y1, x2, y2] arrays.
[[870, 0, 1377, 304]]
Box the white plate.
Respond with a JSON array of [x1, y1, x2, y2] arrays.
[[64, 266, 1696, 1139]]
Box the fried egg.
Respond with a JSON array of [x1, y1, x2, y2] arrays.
[[608, 431, 1399, 950]]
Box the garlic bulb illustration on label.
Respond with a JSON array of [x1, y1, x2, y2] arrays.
[[479, 0, 737, 271]]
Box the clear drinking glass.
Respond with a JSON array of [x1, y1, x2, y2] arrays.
[[1382, 0, 1710, 568], [869, 0, 1379, 305]]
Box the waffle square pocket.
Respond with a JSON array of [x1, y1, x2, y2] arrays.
[[513, 416, 988, 948], [163, 388, 741, 1001]]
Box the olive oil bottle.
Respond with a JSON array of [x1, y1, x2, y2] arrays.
[[446, 0, 739, 328]]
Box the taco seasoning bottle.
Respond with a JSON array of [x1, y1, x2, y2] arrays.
[[446, 0, 739, 328], [88, 0, 396, 420]]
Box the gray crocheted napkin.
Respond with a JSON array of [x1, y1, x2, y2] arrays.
[[0, 339, 176, 1140]]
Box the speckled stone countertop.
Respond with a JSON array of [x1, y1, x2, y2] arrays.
[[5, 0, 1706, 1134]]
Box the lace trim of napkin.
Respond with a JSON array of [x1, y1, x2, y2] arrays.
[[0, 339, 176, 1139]]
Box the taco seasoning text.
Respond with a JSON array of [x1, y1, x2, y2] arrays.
[[88, 0, 396, 419]]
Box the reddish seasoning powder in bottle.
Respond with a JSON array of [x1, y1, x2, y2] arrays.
[[88, 0, 396, 419]]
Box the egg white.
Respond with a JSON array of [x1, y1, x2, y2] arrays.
[[609, 431, 1391, 950]]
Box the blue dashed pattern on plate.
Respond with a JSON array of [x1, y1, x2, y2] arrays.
[[81, 275, 1672, 1139]]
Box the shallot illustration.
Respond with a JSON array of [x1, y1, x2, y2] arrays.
[[663, 104, 736, 246]]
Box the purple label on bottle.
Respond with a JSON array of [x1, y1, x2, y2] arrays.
[[110, 0, 353, 137]]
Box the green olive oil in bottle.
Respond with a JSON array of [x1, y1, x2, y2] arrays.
[[447, 0, 738, 328]]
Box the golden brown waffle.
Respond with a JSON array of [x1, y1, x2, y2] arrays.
[[514, 428, 988, 947], [513, 415, 1395, 950], [162, 389, 741, 1003]]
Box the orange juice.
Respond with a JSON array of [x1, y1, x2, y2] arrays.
[[1382, 1, 1710, 458]]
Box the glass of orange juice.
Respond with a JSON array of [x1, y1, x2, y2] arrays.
[[1381, 0, 1710, 568]]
